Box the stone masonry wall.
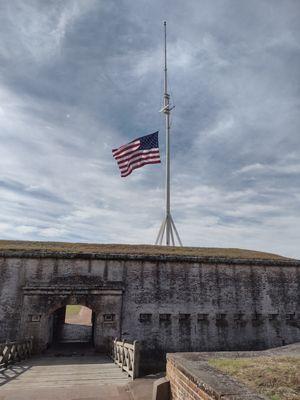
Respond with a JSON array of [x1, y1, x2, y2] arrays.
[[121, 259, 300, 358], [0, 251, 299, 359]]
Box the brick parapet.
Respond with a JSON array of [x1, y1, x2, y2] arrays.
[[166, 353, 264, 400]]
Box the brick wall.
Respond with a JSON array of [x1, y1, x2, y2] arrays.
[[167, 357, 214, 400], [166, 353, 264, 400], [60, 323, 92, 343]]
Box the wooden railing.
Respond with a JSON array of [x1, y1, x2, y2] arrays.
[[0, 339, 33, 369], [112, 339, 140, 379]]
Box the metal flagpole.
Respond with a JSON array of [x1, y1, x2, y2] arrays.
[[155, 21, 182, 247]]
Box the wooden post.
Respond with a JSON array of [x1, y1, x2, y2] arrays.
[[113, 338, 117, 362], [132, 341, 140, 379], [121, 340, 126, 371]]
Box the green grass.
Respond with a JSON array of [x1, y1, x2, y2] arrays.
[[209, 356, 300, 400], [65, 305, 81, 317], [0, 240, 290, 260]]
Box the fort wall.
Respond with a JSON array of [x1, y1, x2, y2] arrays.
[[0, 250, 299, 359]]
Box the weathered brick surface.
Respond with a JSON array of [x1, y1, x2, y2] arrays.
[[0, 250, 299, 360], [60, 323, 92, 343], [166, 354, 264, 400]]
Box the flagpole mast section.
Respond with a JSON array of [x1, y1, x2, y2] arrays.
[[155, 21, 182, 247], [164, 21, 171, 245]]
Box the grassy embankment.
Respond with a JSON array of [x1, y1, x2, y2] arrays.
[[0, 240, 290, 260], [209, 356, 300, 400]]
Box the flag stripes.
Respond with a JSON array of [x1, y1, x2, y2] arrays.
[[112, 132, 161, 177]]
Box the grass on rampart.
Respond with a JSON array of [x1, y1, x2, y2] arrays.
[[209, 356, 300, 400], [0, 240, 289, 260]]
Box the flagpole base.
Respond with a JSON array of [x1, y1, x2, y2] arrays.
[[155, 214, 182, 246]]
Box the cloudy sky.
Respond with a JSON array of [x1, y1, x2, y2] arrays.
[[0, 0, 299, 258]]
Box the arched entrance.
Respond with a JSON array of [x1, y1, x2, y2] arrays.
[[45, 299, 98, 354], [21, 278, 124, 354], [50, 305, 95, 347]]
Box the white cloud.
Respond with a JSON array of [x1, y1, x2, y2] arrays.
[[1, 1, 97, 61], [237, 162, 300, 175], [15, 225, 37, 234], [40, 227, 67, 238]]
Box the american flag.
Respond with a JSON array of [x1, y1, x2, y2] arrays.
[[112, 131, 161, 177]]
